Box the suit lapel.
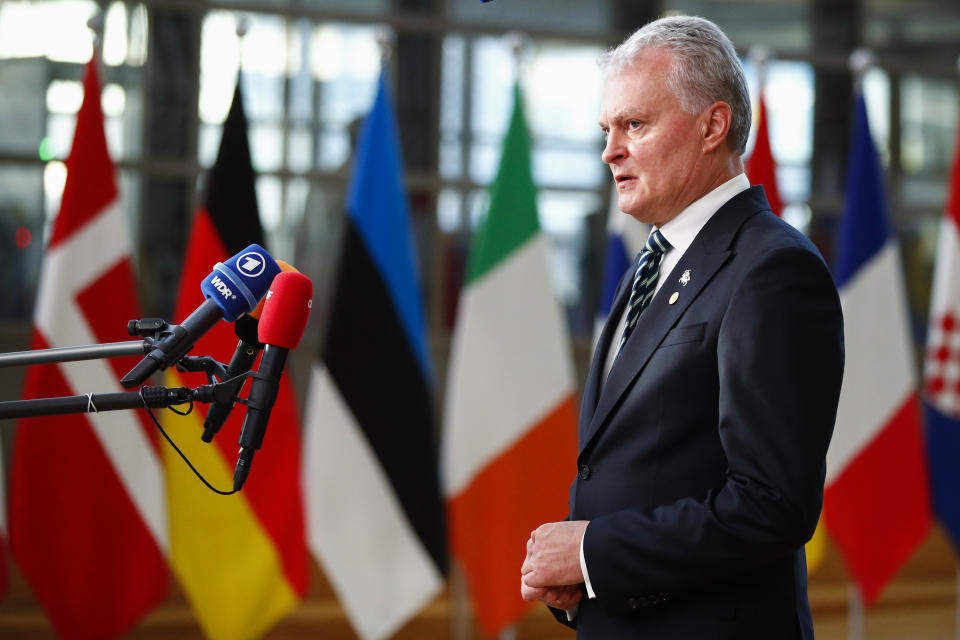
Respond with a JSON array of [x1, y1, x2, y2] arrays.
[[580, 186, 771, 452], [580, 269, 632, 434]]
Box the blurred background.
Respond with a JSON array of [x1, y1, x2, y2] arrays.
[[0, 0, 959, 638]]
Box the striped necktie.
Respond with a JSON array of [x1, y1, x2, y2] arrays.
[[618, 229, 672, 353]]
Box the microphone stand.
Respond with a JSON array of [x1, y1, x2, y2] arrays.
[[0, 317, 243, 422], [0, 316, 258, 494], [0, 340, 149, 368], [0, 318, 170, 370], [0, 384, 218, 420]]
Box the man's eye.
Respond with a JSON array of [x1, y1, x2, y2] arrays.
[[627, 120, 642, 130]]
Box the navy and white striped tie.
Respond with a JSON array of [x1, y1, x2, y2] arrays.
[[618, 229, 672, 353]]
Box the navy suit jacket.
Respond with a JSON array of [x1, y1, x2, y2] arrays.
[[556, 186, 844, 639]]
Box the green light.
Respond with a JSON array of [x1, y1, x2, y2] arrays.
[[38, 137, 55, 162]]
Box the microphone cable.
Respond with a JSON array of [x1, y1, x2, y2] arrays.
[[138, 387, 238, 496]]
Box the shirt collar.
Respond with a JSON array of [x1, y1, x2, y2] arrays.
[[656, 173, 750, 256]]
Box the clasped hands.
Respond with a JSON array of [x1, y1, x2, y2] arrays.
[[519, 520, 589, 611]]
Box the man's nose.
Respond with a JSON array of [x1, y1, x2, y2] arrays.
[[601, 131, 625, 164]]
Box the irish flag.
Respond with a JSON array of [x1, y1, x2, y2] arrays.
[[443, 84, 579, 634]]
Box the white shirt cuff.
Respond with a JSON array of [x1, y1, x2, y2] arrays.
[[580, 526, 597, 599]]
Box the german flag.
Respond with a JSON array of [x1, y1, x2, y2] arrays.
[[160, 81, 308, 639]]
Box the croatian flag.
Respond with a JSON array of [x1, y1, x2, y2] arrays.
[[827, 91, 931, 604], [923, 111, 960, 553]]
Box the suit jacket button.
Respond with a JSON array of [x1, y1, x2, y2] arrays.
[[626, 597, 639, 610], [578, 463, 591, 480]]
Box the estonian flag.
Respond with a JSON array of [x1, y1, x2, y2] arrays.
[[301, 70, 447, 640]]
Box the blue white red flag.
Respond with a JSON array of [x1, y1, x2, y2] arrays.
[[827, 91, 931, 605]]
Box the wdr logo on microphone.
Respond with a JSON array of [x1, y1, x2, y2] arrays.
[[210, 275, 236, 300], [237, 252, 266, 277]]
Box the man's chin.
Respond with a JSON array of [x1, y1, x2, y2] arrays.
[[617, 200, 649, 222]]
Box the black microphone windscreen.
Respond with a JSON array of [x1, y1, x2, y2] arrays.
[[234, 314, 262, 347]]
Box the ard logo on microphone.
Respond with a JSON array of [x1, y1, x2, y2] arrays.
[[237, 252, 266, 278]]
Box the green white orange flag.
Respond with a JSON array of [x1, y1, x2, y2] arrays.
[[442, 84, 579, 634]]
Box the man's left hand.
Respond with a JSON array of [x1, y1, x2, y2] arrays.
[[520, 520, 589, 588]]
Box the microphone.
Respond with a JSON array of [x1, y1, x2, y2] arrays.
[[200, 315, 262, 442], [233, 271, 312, 491], [120, 244, 281, 388], [201, 260, 300, 443]]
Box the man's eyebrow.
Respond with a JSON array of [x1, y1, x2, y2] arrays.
[[600, 108, 641, 128], [599, 111, 622, 128]]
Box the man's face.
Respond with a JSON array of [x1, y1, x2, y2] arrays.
[[599, 48, 708, 226]]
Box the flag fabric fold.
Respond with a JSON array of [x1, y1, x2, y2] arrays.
[[827, 91, 931, 605], [923, 109, 960, 553], [301, 70, 447, 640], [159, 80, 309, 640], [442, 84, 579, 634], [9, 58, 168, 638]]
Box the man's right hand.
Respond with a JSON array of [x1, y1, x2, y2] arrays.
[[520, 578, 582, 610]]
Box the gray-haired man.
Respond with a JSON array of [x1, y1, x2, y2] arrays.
[[520, 15, 843, 639]]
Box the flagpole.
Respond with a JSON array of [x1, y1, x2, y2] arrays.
[[748, 44, 772, 96], [955, 560, 960, 640], [86, 10, 104, 67], [847, 584, 865, 640], [235, 16, 249, 82], [849, 47, 875, 95]]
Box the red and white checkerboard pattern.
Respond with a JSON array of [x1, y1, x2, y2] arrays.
[[925, 310, 960, 417]]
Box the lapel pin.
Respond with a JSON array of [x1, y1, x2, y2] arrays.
[[669, 291, 679, 304], [679, 269, 691, 286]]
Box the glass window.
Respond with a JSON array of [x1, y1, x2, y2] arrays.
[[0, 165, 45, 320], [447, 0, 612, 37], [0, 0, 98, 63], [901, 74, 958, 177], [0, 59, 51, 155]]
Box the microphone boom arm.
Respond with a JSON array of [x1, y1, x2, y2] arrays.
[[0, 340, 150, 368], [0, 380, 246, 421]]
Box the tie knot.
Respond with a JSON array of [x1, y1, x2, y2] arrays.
[[642, 229, 671, 258]]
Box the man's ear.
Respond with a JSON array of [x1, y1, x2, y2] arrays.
[[701, 101, 732, 153]]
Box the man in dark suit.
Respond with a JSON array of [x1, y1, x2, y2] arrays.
[[520, 16, 844, 639]]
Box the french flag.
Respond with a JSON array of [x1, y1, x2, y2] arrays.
[[923, 111, 960, 554], [827, 91, 931, 605]]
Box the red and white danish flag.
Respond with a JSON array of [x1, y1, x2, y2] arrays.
[[8, 58, 168, 639]]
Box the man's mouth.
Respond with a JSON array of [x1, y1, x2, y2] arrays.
[[615, 175, 636, 187]]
